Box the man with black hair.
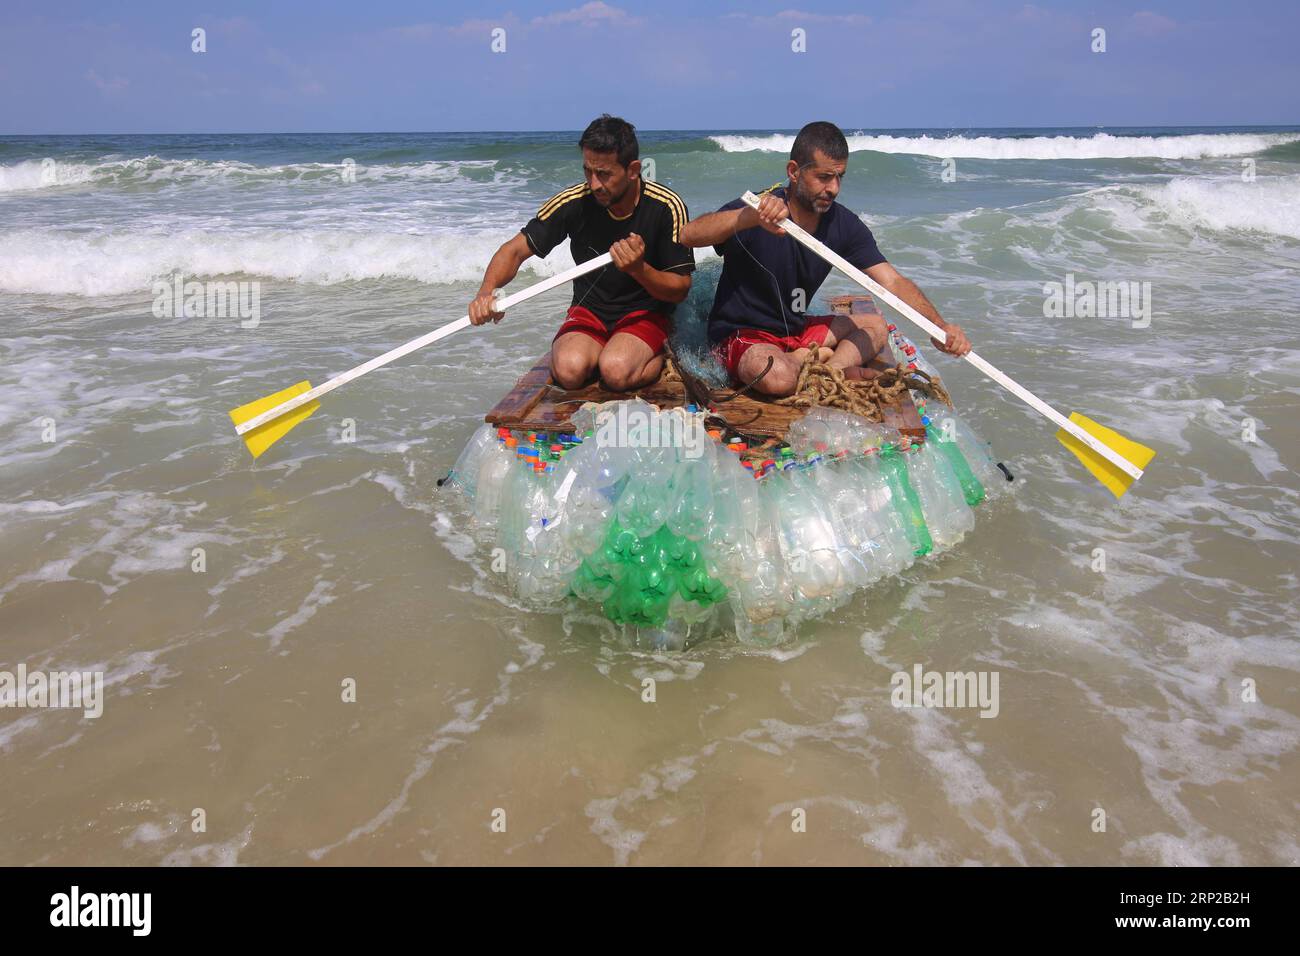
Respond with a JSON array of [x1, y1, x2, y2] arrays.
[[469, 115, 695, 391], [678, 120, 971, 396]]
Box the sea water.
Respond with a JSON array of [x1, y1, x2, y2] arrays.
[[2, 128, 1298, 866]]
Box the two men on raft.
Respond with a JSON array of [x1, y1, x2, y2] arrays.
[[469, 116, 971, 396]]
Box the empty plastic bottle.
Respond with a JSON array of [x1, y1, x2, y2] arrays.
[[927, 408, 1004, 498], [906, 442, 975, 551], [877, 443, 933, 557]]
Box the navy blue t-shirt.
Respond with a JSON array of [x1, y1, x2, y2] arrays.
[[708, 187, 887, 345]]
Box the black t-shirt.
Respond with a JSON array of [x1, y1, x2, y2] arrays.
[[708, 187, 887, 345], [521, 180, 696, 327]]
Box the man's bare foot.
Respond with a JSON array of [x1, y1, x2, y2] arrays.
[[842, 366, 881, 381]]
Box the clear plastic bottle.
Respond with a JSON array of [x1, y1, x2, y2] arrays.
[[893, 330, 940, 379], [766, 465, 845, 603], [474, 437, 513, 524], [906, 443, 975, 552], [814, 458, 886, 587], [703, 451, 763, 579], [614, 446, 680, 538], [666, 440, 715, 542], [926, 408, 1005, 499], [855, 454, 915, 576], [446, 424, 499, 499]]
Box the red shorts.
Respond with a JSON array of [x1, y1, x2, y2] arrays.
[[715, 315, 835, 380], [554, 305, 672, 354]]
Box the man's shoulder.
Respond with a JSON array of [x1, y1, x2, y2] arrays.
[[641, 180, 689, 240], [536, 183, 592, 220], [642, 180, 688, 219]]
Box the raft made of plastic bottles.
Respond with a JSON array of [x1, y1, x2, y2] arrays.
[[445, 394, 1010, 649]]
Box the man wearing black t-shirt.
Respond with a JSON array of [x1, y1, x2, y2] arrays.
[[678, 121, 971, 396], [469, 115, 695, 391]]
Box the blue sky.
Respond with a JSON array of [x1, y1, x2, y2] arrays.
[[2, 0, 1296, 133]]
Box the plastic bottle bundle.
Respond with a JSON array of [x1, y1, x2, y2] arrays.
[[564, 400, 730, 628], [446, 384, 1002, 644], [904, 441, 975, 551], [925, 408, 1006, 500], [574, 520, 728, 629]]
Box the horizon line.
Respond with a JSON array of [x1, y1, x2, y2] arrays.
[[4, 123, 1300, 138]]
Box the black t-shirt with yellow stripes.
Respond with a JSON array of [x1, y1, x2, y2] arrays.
[[521, 179, 696, 327]]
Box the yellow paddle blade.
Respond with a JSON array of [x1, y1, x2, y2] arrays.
[[1056, 411, 1155, 499], [229, 380, 319, 459]]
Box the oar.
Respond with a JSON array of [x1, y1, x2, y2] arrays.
[[741, 192, 1155, 498], [229, 252, 613, 459]]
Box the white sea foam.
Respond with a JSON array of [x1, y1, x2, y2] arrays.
[[0, 155, 501, 193], [266, 579, 337, 649], [1141, 175, 1300, 240], [711, 131, 1300, 160], [0, 228, 578, 296], [0, 160, 96, 192]]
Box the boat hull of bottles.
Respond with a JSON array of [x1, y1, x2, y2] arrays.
[[447, 400, 1009, 649]]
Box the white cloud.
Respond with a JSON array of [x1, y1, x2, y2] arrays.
[[730, 9, 872, 26], [531, 2, 645, 28]]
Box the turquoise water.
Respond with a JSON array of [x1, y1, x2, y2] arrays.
[[1, 128, 1297, 865]]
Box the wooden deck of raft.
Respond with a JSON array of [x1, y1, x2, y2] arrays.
[[485, 294, 926, 442]]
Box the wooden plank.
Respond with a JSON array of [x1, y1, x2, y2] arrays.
[[490, 358, 925, 442], [827, 293, 883, 316], [483, 355, 552, 426]]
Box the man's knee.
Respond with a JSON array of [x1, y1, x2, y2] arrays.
[[598, 352, 644, 392], [551, 348, 596, 390], [856, 313, 889, 350], [740, 353, 799, 396]]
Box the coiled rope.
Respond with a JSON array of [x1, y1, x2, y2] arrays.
[[662, 353, 950, 423]]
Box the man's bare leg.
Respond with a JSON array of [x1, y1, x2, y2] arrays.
[[824, 312, 890, 371], [550, 332, 602, 390], [598, 331, 664, 392], [735, 343, 807, 397]]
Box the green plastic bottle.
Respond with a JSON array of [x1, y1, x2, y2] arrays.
[[927, 426, 986, 506], [878, 444, 933, 557]]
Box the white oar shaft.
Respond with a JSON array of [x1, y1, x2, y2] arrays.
[[740, 192, 1142, 480], [235, 252, 612, 436]]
